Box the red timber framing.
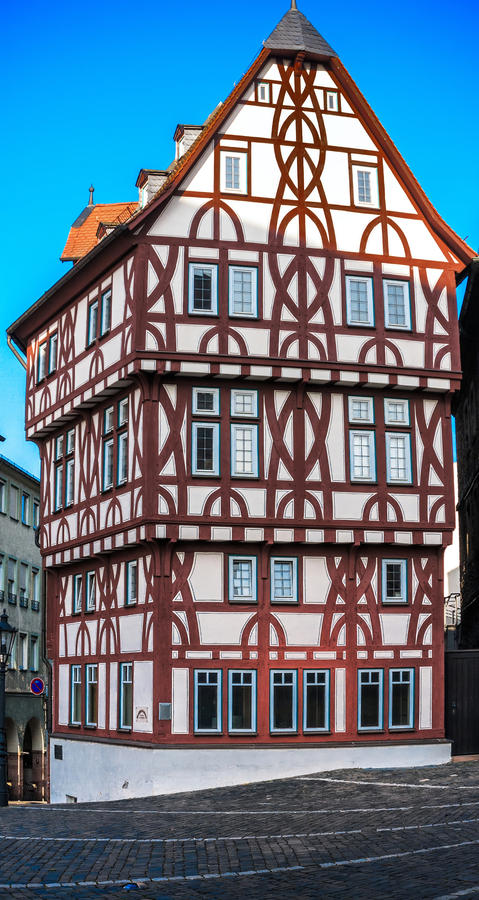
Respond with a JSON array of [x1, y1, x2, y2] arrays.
[[8, 4, 475, 781]]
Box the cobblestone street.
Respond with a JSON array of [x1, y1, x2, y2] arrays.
[[1, 761, 479, 898]]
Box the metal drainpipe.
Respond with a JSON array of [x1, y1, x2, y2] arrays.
[[6, 335, 27, 370]]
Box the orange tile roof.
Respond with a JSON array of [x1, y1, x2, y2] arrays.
[[60, 202, 139, 262]]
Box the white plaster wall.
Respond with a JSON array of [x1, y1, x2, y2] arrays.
[[50, 740, 450, 803]]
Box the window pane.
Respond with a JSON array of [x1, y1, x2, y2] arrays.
[[386, 283, 407, 327], [233, 559, 252, 600], [101, 289, 112, 334], [273, 561, 293, 599], [232, 269, 253, 315], [360, 682, 380, 728], [387, 434, 409, 481], [231, 683, 253, 730], [118, 433, 128, 483], [195, 426, 214, 472], [49, 334, 58, 373], [225, 156, 240, 190], [196, 391, 215, 412], [391, 680, 411, 727], [193, 269, 212, 310], [273, 684, 293, 730], [351, 433, 373, 479], [386, 563, 403, 600], [349, 279, 370, 322], [357, 170, 371, 203], [233, 425, 255, 475], [306, 682, 326, 729], [88, 302, 98, 344], [197, 684, 218, 730]]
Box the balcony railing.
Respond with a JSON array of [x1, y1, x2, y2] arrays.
[[19, 596, 29, 609], [31, 600, 40, 612], [7, 592, 17, 605]]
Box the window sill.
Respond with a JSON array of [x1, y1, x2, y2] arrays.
[[188, 311, 219, 317], [271, 731, 298, 736], [125, 601, 137, 608], [358, 728, 385, 734], [118, 727, 132, 733], [84, 608, 96, 615], [389, 727, 415, 732], [69, 723, 81, 728], [194, 731, 223, 736], [381, 601, 408, 606], [271, 600, 299, 605], [347, 322, 375, 329], [84, 724, 97, 730], [229, 731, 258, 737], [304, 729, 331, 735]]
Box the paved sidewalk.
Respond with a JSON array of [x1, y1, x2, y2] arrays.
[[2, 761, 479, 898]]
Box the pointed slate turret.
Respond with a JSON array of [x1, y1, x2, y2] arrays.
[[264, 2, 336, 58]]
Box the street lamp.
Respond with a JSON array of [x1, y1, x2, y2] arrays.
[[0, 611, 17, 807]]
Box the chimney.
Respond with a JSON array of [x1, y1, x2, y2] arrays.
[[173, 124, 203, 160], [136, 170, 169, 208]]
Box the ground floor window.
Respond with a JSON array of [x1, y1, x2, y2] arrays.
[[194, 670, 222, 733], [120, 663, 133, 729], [358, 669, 383, 730], [70, 665, 81, 725], [303, 670, 329, 731], [270, 670, 297, 733], [228, 670, 256, 732], [389, 669, 414, 728], [85, 664, 98, 727]]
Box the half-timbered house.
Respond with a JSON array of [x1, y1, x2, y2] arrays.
[[8, 3, 474, 801]]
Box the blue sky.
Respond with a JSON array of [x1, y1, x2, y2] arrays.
[[1, 0, 477, 476]]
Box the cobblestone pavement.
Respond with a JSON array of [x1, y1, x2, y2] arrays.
[[2, 761, 479, 898]]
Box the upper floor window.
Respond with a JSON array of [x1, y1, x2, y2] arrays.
[[188, 264, 218, 315], [349, 430, 376, 482], [19, 563, 29, 604], [85, 664, 98, 727], [73, 573, 82, 614], [30, 635, 39, 672], [348, 396, 374, 425], [102, 398, 129, 490], [384, 398, 409, 427], [87, 300, 99, 345], [37, 341, 47, 382], [229, 555, 257, 604], [126, 561, 137, 606], [231, 389, 258, 418], [326, 90, 338, 111], [85, 571, 96, 612], [31, 568, 40, 609], [7, 557, 17, 601], [352, 165, 379, 208], [37, 332, 58, 382], [231, 423, 259, 477], [228, 266, 258, 318], [257, 81, 270, 103], [21, 492, 30, 525], [192, 387, 220, 416], [192, 422, 220, 476], [271, 557, 298, 604], [220, 151, 247, 194], [48, 333, 58, 374], [9, 484, 19, 519], [385, 432, 412, 484], [54, 427, 75, 510], [383, 280, 411, 330], [87, 288, 112, 346], [100, 289, 112, 335], [345, 276, 374, 327], [382, 559, 408, 604]]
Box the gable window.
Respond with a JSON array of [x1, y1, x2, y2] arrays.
[[345, 276, 374, 326], [303, 670, 330, 732], [120, 662, 133, 729], [85, 664, 98, 727], [257, 81, 270, 103], [220, 151, 248, 194], [229, 556, 257, 604], [352, 165, 379, 207], [231, 389, 258, 418], [126, 561, 138, 606], [326, 90, 338, 111], [100, 288, 112, 336], [384, 399, 410, 426], [270, 670, 297, 732], [389, 669, 414, 729], [73, 573, 82, 614], [384, 280, 411, 330], [385, 432, 412, 484], [358, 669, 383, 730], [349, 430, 376, 482], [228, 266, 258, 318], [194, 670, 222, 733], [231, 423, 258, 477], [271, 557, 298, 604], [192, 387, 220, 416], [85, 571, 96, 612], [228, 670, 256, 733], [188, 264, 218, 315], [382, 559, 407, 604], [348, 396, 374, 425], [71, 665, 82, 725], [87, 300, 99, 346], [192, 422, 220, 476]]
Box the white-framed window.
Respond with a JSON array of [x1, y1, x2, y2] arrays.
[[231, 423, 259, 477], [188, 264, 218, 315], [389, 669, 414, 729], [303, 670, 330, 732], [192, 422, 220, 476], [48, 333, 58, 373], [192, 387, 220, 416], [65, 458, 75, 506], [271, 557, 298, 604], [270, 670, 297, 733], [56, 435, 64, 459], [54, 464, 63, 511], [32, 499, 39, 528], [71, 665, 82, 725], [228, 266, 258, 318], [348, 396, 374, 425], [352, 165, 379, 207], [30, 635, 39, 672], [104, 405, 115, 434], [345, 276, 374, 326], [220, 151, 248, 194], [73, 573, 82, 614], [384, 398, 410, 426], [100, 288, 112, 336], [326, 90, 338, 111], [103, 438, 114, 490], [85, 664, 98, 726], [349, 430, 376, 482], [118, 398, 129, 427], [120, 662, 133, 729], [228, 670, 256, 732], [19, 633, 28, 670], [117, 432, 128, 484], [87, 299, 99, 345], [126, 561, 137, 606], [257, 81, 270, 103], [382, 559, 408, 604], [358, 669, 383, 730], [194, 670, 222, 733], [385, 432, 412, 484], [229, 556, 257, 603], [231, 389, 258, 418], [66, 428, 75, 455], [85, 571, 96, 612], [32, 568, 40, 608], [384, 279, 411, 330], [37, 341, 48, 381]]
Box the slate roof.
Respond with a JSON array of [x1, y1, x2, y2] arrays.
[[60, 201, 138, 262], [264, 5, 336, 58]]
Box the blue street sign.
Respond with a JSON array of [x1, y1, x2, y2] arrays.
[[30, 677, 45, 696]]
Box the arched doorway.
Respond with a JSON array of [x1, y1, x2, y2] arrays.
[[22, 718, 44, 801], [5, 718, 21, 801]]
